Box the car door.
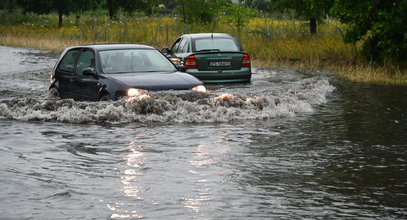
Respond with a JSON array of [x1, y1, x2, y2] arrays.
[[169, 37, 191, 66], [71, 49, 100, 101], [54, 48, 81, 99], [169, 38, 182, 57], [173, 37, 191, 58]]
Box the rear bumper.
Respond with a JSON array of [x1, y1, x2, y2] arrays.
[[186, 68, 251, 83]]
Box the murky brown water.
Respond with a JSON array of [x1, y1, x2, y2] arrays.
[[0, 46, 406, 219]]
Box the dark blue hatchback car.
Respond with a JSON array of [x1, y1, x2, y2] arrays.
[[49, 44, 206, 101]]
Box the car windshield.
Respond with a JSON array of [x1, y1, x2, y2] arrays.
[[193, 37, 240, 52], [99, 49, 176, 74]]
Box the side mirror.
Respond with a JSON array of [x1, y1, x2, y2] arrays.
[[82, 67, 97, 77], [177, 65, 187, 72], [161, 48, 170, 55]]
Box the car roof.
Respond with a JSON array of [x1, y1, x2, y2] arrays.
[[67, 44, 155, 51], [181, 33, 233, 39]]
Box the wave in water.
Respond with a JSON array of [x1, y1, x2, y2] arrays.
[[0, 77, 334, 124]]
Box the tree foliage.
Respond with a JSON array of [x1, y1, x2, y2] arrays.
[[243, 0, 273, 12], [221, 2, 256, 37], [4, 0, 406, 66], [176, 0, 228, 24], [105, 0, 147, 19], [0, 0, 17, 11], [332, 0, 407, 64], [271, 0, 334, 34], [17, 0, 95, 27]]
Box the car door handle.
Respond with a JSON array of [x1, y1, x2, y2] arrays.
[[69, 79, 75, 82]]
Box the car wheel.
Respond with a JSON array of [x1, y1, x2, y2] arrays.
[[99, 94, 113, 101], [48, 87, 60, 99]]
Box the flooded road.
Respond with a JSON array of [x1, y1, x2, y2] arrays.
[[0, 46, 406, 219]]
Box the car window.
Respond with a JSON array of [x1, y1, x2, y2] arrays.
[[99, 49, 177, 74], [75, 50, 95, 75], [177, 38, 189, 53], [57, 49, 80, 72], [184, 42, 190, 53], [193, 37, 240, 52], [170, 38, 182, 53]]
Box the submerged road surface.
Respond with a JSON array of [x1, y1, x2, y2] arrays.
[[0, 46, 406, 219]]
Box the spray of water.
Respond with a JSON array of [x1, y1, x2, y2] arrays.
[[0, 76, 334, 124]]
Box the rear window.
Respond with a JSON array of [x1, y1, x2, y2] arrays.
[[192, 37, 240, 52]]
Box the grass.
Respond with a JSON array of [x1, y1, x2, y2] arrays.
[[335, 63, 407, 85], [0, 13, 405, 85]]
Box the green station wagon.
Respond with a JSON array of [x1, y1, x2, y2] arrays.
[[161, 33, 252, 83]]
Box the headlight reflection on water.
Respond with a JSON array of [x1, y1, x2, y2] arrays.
[[121, 142, 146, 199], [104, 142, 147, 219], [183, 142, 231, 213]]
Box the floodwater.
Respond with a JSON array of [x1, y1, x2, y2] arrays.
[[0, 46, 406, 219]]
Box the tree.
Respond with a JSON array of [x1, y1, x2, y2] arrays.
[[271, 0, 334, 34], [222, 1, 256, 38], [162, 0, 177, 10], [106, 0, 115, 19], [0, 0, 17, 12], [17, 0, 92, 28], [105, 0, 147, 19], [176, 0, 228, 24], [332, 0, 407, 64], [145, 0, 160, 16], [244, 0, 273, 12]]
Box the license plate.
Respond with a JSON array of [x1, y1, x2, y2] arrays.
[[209, 61, 231, 67]]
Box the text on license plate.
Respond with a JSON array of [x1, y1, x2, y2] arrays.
[[209, 61, 231, 67]]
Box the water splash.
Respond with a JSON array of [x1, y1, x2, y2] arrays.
[[0, 77, 334, 124]]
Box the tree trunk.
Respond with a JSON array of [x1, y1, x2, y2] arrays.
[[75, 15, 80, 27], [108, 0, 115, 20], [181, 0, 186, 23], [310, 17, 317, 34], [58, 13, 63, 29]]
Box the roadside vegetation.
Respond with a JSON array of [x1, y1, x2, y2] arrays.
[[0, 0, 406, 85]]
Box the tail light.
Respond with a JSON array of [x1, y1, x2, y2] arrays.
[[185, 55, 197, 69], [241, 54, 251, 67]]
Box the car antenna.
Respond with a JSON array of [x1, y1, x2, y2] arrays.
[[211, 32, 214, 49], [211, 19, 216, 49]]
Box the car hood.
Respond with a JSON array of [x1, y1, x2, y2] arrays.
[[105, 71, 202, 90]]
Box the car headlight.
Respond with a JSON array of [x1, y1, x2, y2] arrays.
[[192, 85, 207, 93], [49, 75, 55, 84], [169, 57, 182, 65], [127, 88, 149, 97]]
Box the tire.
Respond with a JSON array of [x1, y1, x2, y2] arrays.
[[99, 93, 113, 102], [48, 87, 60, 99]]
